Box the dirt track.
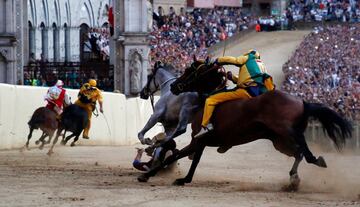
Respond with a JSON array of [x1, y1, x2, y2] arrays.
[[1, 141, 359, 207]]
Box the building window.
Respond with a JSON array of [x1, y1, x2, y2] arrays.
[[64, 23, 70, 62], [52, 23, 60, 62], [40, 22, 48, 59]]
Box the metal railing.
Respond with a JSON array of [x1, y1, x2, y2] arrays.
[[23, 61, 114, 91], [305, 121, 360, 150]]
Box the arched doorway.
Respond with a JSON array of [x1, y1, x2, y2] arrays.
[[40, 22, 48, 59], [79, 23, 90, 62], [52, 23, 60, 62], [28, 21, 35, 58], [0, 54, 6, 83], [64, 23, 70, 62]]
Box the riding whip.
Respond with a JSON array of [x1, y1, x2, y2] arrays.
[[102, 112, 112, 137]]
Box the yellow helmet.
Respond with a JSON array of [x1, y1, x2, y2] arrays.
[[245, 49, 260, 59], [89, 79, 97, 87]]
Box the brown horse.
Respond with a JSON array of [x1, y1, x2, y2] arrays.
[[25, 107, 58, 150], [137, 58, 352, 190]]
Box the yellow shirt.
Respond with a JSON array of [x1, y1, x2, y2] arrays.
[[78, 83, 103, 104]]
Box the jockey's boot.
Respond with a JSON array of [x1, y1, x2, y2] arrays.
[[194, 123, 213, 138]]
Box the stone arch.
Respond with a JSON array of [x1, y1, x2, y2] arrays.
[[64, 23, 70, 62], [76, 1, 93, 27], [79, 23, 90, 62], [0, 52, 8, 83], [52, 23, 60, 62], [41, 0, 49, 26], [40, 22, 48, 59], [28, 21, 36, 58]]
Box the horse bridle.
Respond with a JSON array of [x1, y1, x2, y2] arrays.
[[177, 63, 227, 92], [144, 66, 176, 111]]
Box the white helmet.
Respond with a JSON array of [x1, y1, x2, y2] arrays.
[[55, 80, 64, 87]]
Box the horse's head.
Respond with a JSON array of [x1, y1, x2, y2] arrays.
[[140, 61, 162, 99], [170, 56, 226, 95]]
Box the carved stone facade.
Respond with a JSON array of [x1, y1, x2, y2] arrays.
[[0, 0, 26, 84], [112, 0, 149, 95]]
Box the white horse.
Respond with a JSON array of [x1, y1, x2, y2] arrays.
[[138, 62, 199, 145]]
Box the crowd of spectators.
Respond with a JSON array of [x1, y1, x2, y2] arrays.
[[150, 7, 255, 71], [287, 0, 360, 22], [282, 24, 360, 120], [85, 28, 111, 61]]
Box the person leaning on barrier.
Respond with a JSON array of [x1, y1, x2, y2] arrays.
[[75, 79, 103, 139]]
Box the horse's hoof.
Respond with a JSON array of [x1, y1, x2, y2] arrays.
[[290, 173, 300, 187], [137, 174, 149, 182], [173, 178, 186, 186], [47, 151, 53, 156], [60, 141, 66, 146], [315, 156, 327, 168], [35, 140, 40, 145], [39, 145, 44, 150], [70, 142, 75, 147]]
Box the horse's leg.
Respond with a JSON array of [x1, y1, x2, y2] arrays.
[[138, 108, 165, 145], [62, 133, 76, 146], [47, 129, 62, 156], [60, 130, 67, 145], [24, 127, 34, 150], [38, 133, 49, 150], [294, 132, 327, 168], [138, 143, 197, 182], [165, 105, 192, 141], [285, 149, 304, 191], [45, 131, 55, 144], [173, 144, 206, 186], [35, 132, 45, 145], [70, 132, 81, 147]]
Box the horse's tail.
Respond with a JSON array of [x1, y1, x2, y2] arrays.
[[303, 102, 352, 149]]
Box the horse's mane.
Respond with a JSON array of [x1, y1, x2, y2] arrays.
[[159, 63, 178, 76]]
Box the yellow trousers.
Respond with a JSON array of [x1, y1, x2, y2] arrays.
[[202, 88, 251, 127], [75, 100, 93, 138]]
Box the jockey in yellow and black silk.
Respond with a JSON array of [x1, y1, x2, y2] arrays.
[[75, 79, 103, 139]]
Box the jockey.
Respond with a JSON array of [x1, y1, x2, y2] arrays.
[[75, 79, 103, 139], [133, 132, 177, 172], [195, 50, 275, 146], [45, 80, 71, 116]]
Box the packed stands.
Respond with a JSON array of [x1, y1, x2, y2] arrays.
[[282, 24, 360, 120]]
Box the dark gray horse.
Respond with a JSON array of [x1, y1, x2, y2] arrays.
[[138, 63, 199, 145]]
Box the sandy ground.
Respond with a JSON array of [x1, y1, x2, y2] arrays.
[[0, 141, 359, 207], [213, 30, 310, 87]]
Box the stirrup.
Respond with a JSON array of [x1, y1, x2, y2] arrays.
[[194, 124, 213, 138]]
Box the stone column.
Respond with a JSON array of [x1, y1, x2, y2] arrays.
[[113, 0, 149, 95]]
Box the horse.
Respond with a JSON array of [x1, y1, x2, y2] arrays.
[[137, 57, 352, 190], [47, 104, 88, 155], [138, 62, 199, 145], [24, 107, 58, 150]]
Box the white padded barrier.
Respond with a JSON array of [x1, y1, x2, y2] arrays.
[[0, 83, 162, 149]]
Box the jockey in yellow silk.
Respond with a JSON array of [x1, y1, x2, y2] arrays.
[[195, 50, 275, 142], [75, 79, 104, 139]]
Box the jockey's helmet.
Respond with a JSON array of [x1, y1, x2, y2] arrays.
[[89, 79, 97, 87], [55, 80, 64, 87], [245, 49, 260, 59]]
